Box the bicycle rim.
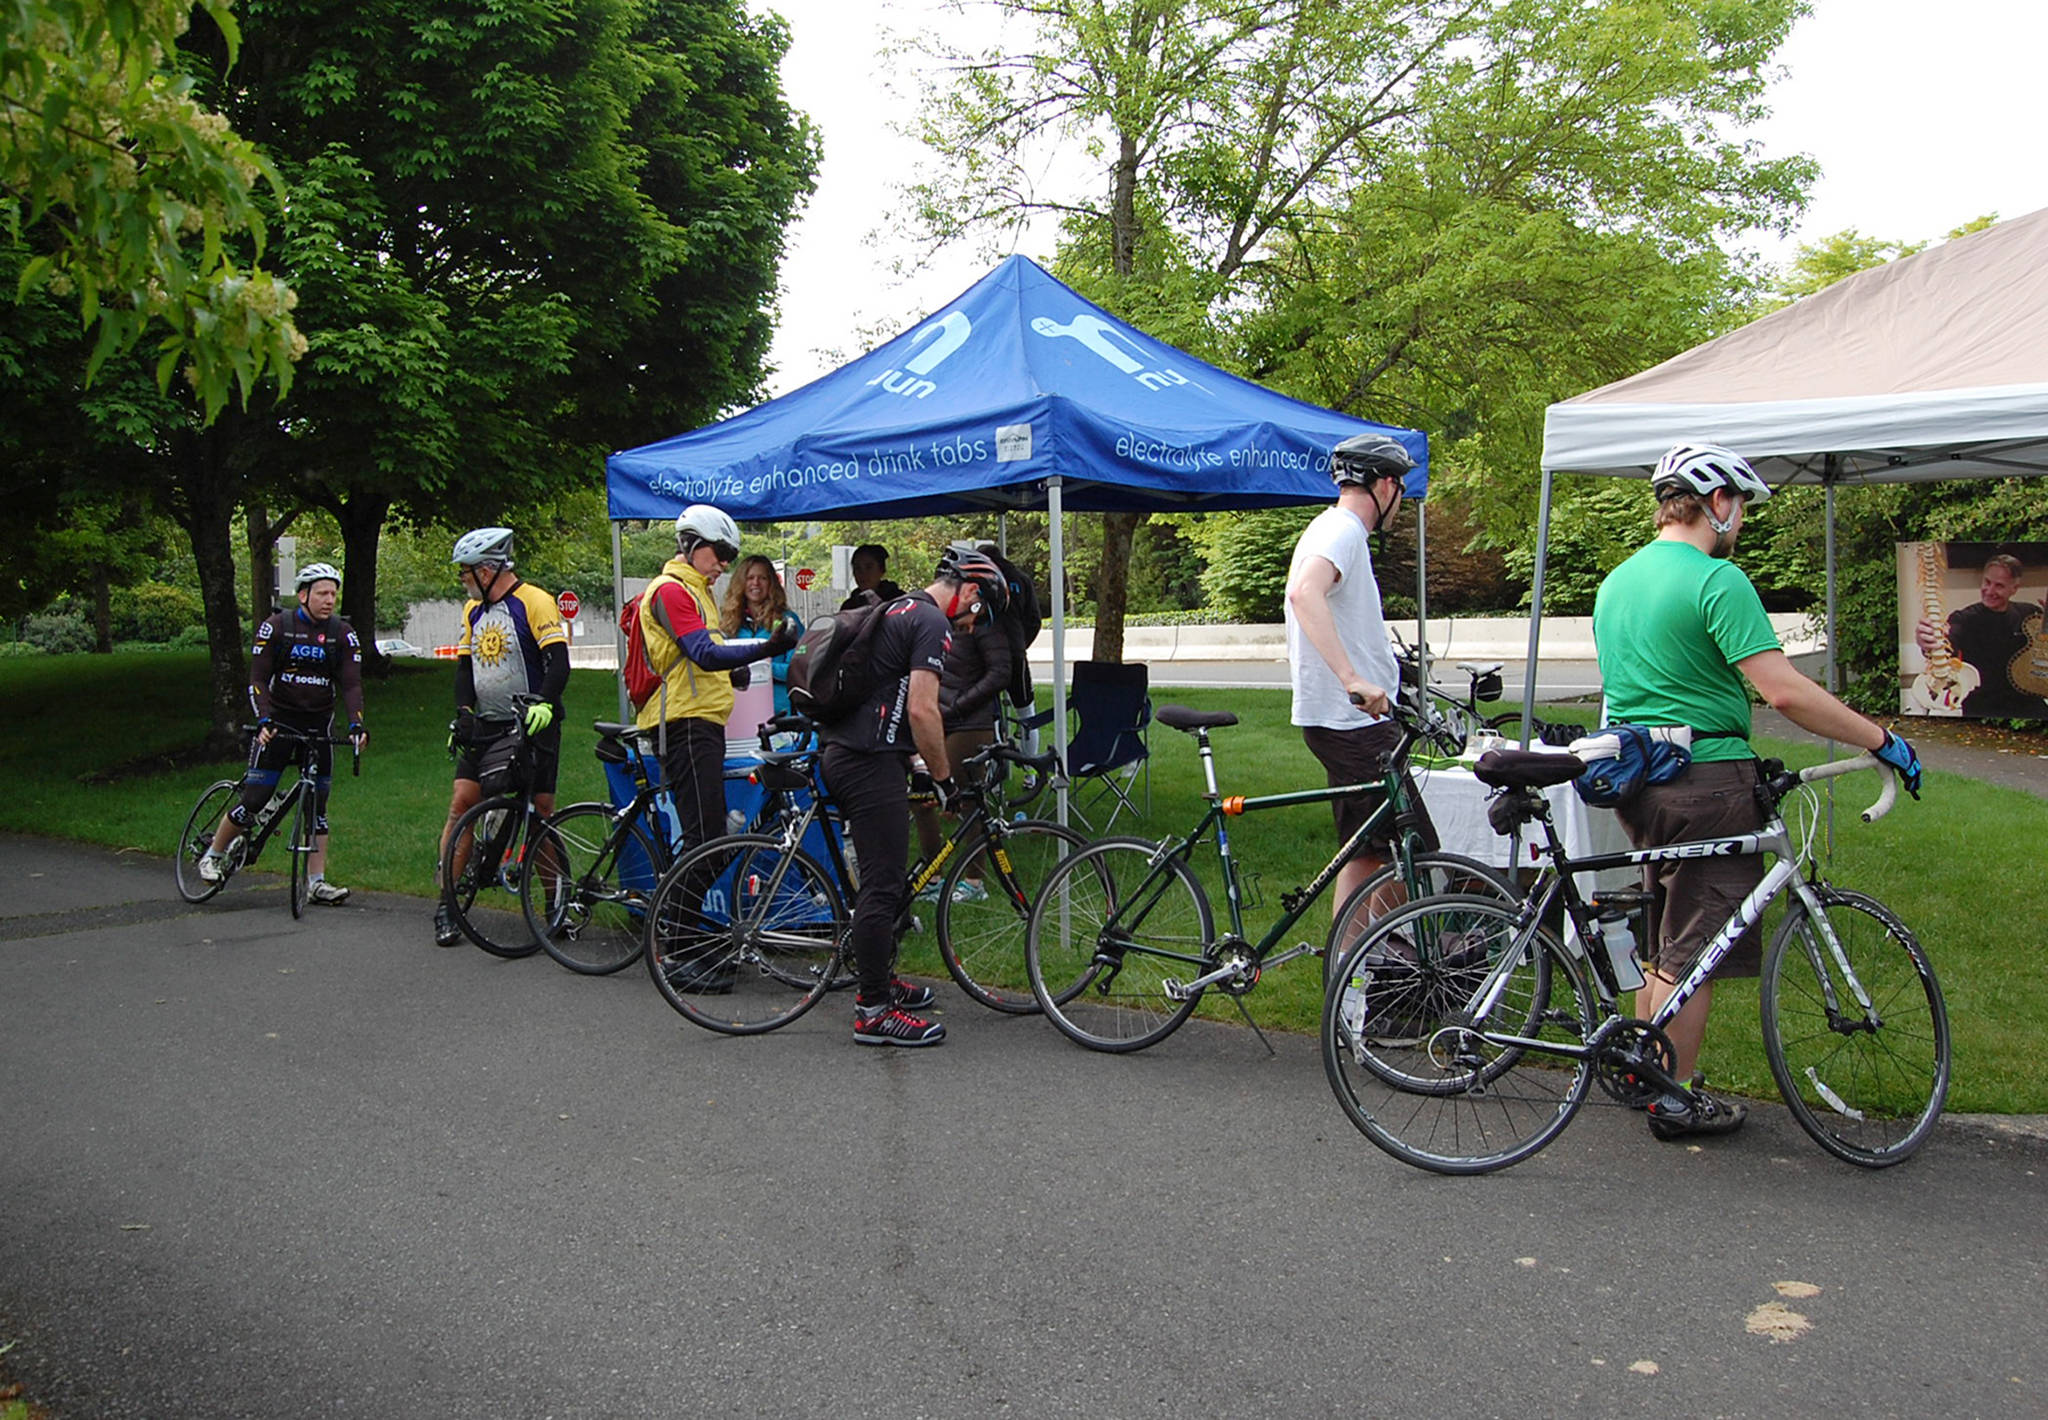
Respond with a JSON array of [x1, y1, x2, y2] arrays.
[[524, 804, 659, 975], [937, 819, 1088, 1014], [1762, 888, 1950, 1167], [1322, 894, 1593, 1175], [1026, 837, 1213, 1052], [444, 797, 543, 958], [646, 835, 843, 1034], [175, 780, 240, 903], [288, 790, 312, 919]]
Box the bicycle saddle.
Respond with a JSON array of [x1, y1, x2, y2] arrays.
[[753, 751, 813, 791], [1156, 705, 1238, 733], [1472, 747, 1584, 790]]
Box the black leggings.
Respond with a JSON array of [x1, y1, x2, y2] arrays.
[[657, 717, 730, 861], [822, 744, 910, 1002]]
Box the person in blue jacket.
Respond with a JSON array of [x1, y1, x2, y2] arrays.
[[721, 554, 805, 713]]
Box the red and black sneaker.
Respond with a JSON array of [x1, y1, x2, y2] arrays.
[[889, 977, 937, 1010], [854, 1000, 946, 1048]]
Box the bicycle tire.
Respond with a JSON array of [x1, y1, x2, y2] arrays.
[[1026, 836, 1214, 1053], [442, 796, 544, 958], [1760, 887, 1950, 1168], [287, 786, 313, 919], [1323, 851, 1518, 992], [1322, 894, 1593, 1175], [646, 834, 845, 1034], [174, 780, 241, 903], [935, 817, 1089, 1014], [522, 802, 662, 976]]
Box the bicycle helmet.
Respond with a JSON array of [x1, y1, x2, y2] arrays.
[[1651, 443, 1771, 504], [1330, 432, 1414, 487], [451, 528, 516, 567], [936, 542, 1010, 618], [295, 562, 341, 590], [674, 504, 742, 558]]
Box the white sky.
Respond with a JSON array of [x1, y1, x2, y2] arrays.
[[755, 0, 2048, 397]]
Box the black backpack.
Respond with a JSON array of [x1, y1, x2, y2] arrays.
[[786, 596, 891, 723], [979, 545, 1042, 708]]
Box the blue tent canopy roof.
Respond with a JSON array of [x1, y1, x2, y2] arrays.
[[606, 255, 1426, 521]]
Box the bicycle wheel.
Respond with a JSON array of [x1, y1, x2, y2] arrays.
[[1025, 836, 1214, 1053], [1324, 851, 1518, 990], [1761, 887, 1950, 1168], [646, 834, 845, 1034], [936, 818, 1090, 1014], [287, 787, 313, 919], [1322, 894, 1593, 1175], [174, 780, 241, 903], [442, 796, 544, 958], [522, 803, 661, 976]]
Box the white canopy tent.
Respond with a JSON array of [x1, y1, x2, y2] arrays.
[[1526, 204, 2048, 724]]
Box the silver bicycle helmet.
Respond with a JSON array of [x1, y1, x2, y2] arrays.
[[451, 528, 516, 567], [295, 562, 341, 590], [1651, 443, 1771, 504], [674, 504, 742, 556], [1330, 432, 1414, 487]]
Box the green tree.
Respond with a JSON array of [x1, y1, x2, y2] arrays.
[[2, 0, 302, 417]]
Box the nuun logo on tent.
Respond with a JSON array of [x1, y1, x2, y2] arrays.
[[1028, 313, 1190, 392], [864, 311, 971, 399]]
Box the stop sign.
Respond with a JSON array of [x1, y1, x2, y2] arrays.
[[794, 567, 816, 590], [556, 590, 580, 620]]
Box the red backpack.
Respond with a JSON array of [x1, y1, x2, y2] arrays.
[[619, 577, 678, 711]]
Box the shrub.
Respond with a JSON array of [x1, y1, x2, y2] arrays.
[[112, 582, 206, 643], [22, 610, 93, 654]]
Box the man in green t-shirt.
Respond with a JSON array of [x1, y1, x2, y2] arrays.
[[1592, 443, 1922, 1143]]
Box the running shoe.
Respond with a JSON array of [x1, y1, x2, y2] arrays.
[[197, 853, 225, 884], [307, 880, 351, 905], [853, 1000, 946, 1047], [433, 903, 460, 947], [950, 879, 989, 903]]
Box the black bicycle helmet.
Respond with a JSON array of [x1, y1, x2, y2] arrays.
[[1330, 432, 1415, 487], [936, 542, 1010, 618]]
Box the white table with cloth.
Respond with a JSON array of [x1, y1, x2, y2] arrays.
[[1412, 750, 1637, 894]]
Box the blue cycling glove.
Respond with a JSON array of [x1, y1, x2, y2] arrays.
[[1874, 729, 1922, 799]]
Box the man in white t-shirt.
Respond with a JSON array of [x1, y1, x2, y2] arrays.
[[1284, 431, 1436, 925]]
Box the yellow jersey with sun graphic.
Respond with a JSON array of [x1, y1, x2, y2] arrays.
[[460, 582, 569, 718]]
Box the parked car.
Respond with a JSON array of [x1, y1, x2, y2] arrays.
[[376, 638, 427, 658]]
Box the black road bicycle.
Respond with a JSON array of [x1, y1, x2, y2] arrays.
[[174, 723, 359, 918], [440, 697, 552, 958]]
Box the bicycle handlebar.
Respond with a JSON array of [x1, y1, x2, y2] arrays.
[[1795, 753, 1896, 822]]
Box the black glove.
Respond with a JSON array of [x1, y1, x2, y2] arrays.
[[932, 776, 961, 813], [447, 707, 476, 754], [730, 663, 750, 691], [764, 619, 802, 656]]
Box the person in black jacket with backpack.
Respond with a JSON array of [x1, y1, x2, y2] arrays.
[[910, 613, 1012, 904]]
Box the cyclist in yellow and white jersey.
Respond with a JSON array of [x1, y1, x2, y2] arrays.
[[433, 527, 570, 946]]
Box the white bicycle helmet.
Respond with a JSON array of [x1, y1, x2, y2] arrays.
[[675, 504, 742, 555], [1651, 443, 1771, 504], [295, 562, 341, 590], [451, 527, 516, 567]]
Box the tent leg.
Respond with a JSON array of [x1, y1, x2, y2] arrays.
[[1520, 468, 1555, 746], [612, 521, 628, 723], [1415, 501, 1430, 700], [1049, 478, 1069, 828]]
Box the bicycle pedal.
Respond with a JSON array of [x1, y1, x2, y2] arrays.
[[1162, 977, 1193, 1002]]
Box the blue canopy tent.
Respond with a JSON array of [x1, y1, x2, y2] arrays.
[[606, 254, 1430, 795]]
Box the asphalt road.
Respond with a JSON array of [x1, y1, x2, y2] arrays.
[[3, 833, 2045, 1418]]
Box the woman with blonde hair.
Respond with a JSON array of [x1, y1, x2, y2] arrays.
[[722, 554, 805, 713]]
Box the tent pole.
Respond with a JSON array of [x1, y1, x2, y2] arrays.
[[1520, 468, 1555, 746], [611, 520, 628, 723], [1049, 477, 1069, 827], [1823, 456, 1841, 849], [1415, 501, 1430, 702]]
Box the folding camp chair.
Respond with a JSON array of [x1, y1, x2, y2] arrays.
[[1066, 660, 1151, 830]]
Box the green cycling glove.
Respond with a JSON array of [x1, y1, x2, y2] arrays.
[[524, 701, 555, 736]]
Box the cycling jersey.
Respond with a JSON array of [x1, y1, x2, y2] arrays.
[[460, 581, 569, 719], [249, 608, 365, 723]]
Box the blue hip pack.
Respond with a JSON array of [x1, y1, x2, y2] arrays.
[[1569, 725, 1692, 807]]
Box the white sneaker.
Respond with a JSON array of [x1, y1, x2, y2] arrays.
[[197, 853, 225, 884], [307, 880, 351, 905]]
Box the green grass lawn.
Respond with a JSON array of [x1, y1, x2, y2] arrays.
[[4, 652, 2041, 1113]]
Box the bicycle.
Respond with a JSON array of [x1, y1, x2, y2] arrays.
[[517, 719, 678, 975], [1389, 631, 1579, 750], [440, 697, 552, 958], [1021, 700, 1515, 1053], [642, 736, 1089, 1034], [1320, 749, 1950, 1174], [174, 724, 359, 918]]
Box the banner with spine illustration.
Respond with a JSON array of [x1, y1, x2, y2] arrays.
[[1898, 541, 2048, 719]]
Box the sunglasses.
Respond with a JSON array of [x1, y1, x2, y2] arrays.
[[709, 541, 739, 563]]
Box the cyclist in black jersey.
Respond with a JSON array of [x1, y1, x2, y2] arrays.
[[197, 563, 367, 903]]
